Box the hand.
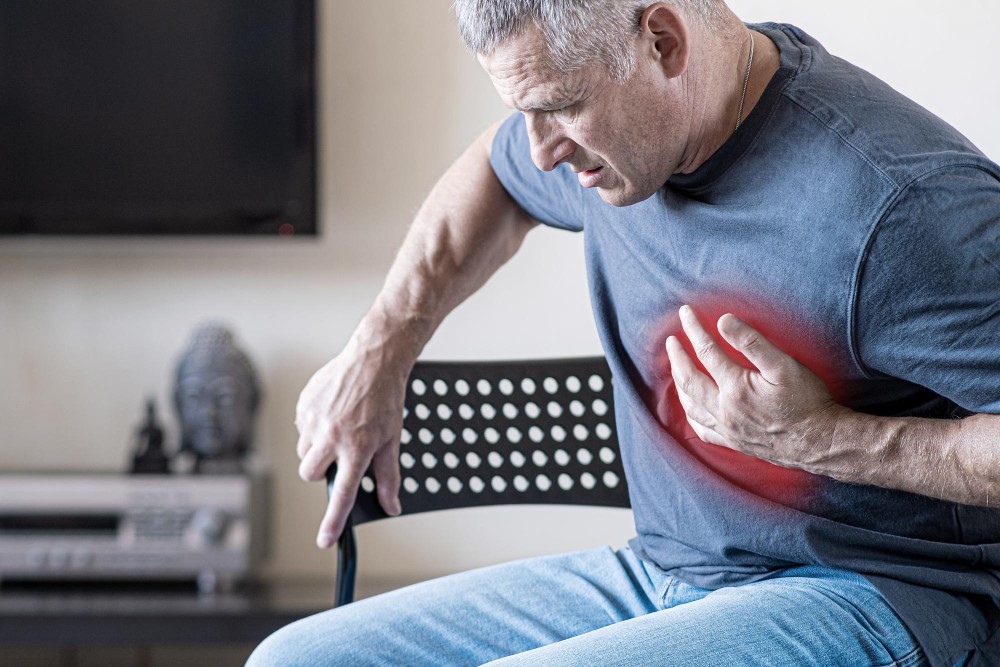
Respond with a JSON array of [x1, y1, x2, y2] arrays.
[[296, 337, 406, 549], [664, 305, 848, 475]]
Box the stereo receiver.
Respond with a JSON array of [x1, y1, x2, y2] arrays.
[[0, 472, 269, 593]]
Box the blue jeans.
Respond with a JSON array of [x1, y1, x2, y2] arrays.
[[248, 545, 947, 666]]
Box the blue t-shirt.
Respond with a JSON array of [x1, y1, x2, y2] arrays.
[[490, 23, 1000, 667]]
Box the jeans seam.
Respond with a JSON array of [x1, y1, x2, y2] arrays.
[[879, 646, 926, 667]]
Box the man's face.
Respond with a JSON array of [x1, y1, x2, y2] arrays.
[[481, 26, 686, 207]]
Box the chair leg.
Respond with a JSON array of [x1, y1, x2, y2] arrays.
[[335, 517, 357, 608]]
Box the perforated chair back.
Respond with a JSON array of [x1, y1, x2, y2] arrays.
[[326, 356, 630, 607]]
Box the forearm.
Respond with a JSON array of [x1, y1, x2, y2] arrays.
[[354, 122, 537, 369], [828, 410, 999, 507]]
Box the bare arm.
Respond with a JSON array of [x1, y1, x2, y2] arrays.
[[666, 306, 1000, 507], [296, 121, 538, 548]]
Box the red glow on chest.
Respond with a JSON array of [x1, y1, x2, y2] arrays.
[[648, 292, 843, 505]]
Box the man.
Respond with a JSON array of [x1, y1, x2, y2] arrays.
[[250, 1, 999, 665]]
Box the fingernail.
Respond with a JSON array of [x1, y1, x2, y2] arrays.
[[392, 497, 402, 516], [317, 533, 334, 549]]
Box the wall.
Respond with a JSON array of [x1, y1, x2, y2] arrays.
[[1, 0, 997, 594]]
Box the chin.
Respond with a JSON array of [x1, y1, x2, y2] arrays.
[[598, 186, 651, 208]]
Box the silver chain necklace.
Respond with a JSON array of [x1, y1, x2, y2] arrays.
[[735, 31, 755, 131]]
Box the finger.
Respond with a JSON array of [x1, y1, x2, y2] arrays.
[[666, 335, 719, 406], [298, 438, 335, 482], [296, 430, 311, 460], [717, 314, 790, 382], [685, 414, 726, 447], [678, 305, 740, 383], [370, 438, 402, 516], [316, 455, 365, 549], [675, 384, 718, 432]]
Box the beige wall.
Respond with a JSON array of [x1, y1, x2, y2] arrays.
[[1, 0, 997, 591]]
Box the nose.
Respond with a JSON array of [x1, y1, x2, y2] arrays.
[[524, 112, 575, 171]]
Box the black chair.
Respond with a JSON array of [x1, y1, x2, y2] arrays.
[[325, 356, 631, 607]]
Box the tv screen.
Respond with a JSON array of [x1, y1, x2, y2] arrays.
[[0, 0, 316, 236]]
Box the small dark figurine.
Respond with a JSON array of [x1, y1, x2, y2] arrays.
[[173, 323, 261, 473], [130, 397, 171, 474]]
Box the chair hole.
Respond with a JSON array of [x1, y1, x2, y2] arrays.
[[573, 424, 589, 441], [455, 379, 471, 396], [402, 407, 409, 419], [581, 472, 596, 490], [433, 379, 449, 396], [498, 378, 514, 396], [577, 448, 593, 465], [543, 377, 559, 394], [411, 379, 427, 396], [437, 404, 453, 420], [421, 452, 438, 469], [444, 452, 460, 469], [554, 449, 570, 466], [403, 477, 419, 494], [525, 402, 541, 419], [588, 375, 605, 392], [599, 446, 616, 464], [418, 428, 434, 445], [484, 427, 500, 444], [481, 404, 497, 420], [569, 400, 585, 417], [441, 428, 456, 445], [558, 473, 574, 491], [591, 399, 609, 416], [447, 477, 463, 494], [532, 450, 548, 467], [469, 476, 485, 493], [491, 476, 507, 493], [400, 428, 412, 445], [596, 423, 612, 440], [459, 404, 475, 420], [528, 426, 544, 443], [547, 401, 563, 418], [513, 475, 529, 492], [509, 450, 526, 467], [521, 378, 537, 395], [603, 471, 620, 488], [535, 474, 552, 492], [502, 403, 519, 419], [506, 426, 522, 444], [477, 379, 492, 396], [550, 425, 567, 442], [400, 452, 416, 469], [462, 428, 478, 445], [361, 476, 375, 493], [488, 451, 504, 468], [466, 452, 482, 468], [565, 376, 581, 393], [425, 477, 441, 494], [415, 404, 430, 420]]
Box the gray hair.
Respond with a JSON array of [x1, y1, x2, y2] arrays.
[[454, 0, 728, 82]]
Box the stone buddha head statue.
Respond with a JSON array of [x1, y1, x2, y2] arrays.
[[173, 323, 261, 471]]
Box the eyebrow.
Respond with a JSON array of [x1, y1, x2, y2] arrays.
[[516, 98, 570, 112]]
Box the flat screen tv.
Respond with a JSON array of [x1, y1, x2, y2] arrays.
[[0, 0, 316, 236]]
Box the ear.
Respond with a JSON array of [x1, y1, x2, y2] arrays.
[[639, 3, 689, 79]]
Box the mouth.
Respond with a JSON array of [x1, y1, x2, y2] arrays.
[[576, 166, 604, 188]]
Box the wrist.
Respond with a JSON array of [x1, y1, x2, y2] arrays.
[[351, 304, 431, 374]]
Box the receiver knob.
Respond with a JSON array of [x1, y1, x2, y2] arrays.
[[192, 508, 229, 545]]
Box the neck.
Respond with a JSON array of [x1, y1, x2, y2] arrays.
[[675, 22, 779, 175]]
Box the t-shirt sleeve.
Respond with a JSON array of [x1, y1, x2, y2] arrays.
[[489, 112, 585, 232], [854, 166, 1000, 413]]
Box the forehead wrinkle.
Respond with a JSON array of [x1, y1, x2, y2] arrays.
[[484, 35, 576, 112]]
